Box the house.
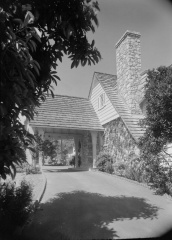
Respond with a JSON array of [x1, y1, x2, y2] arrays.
[[88, 31, 146, 163], [26, 30, 151, 169]]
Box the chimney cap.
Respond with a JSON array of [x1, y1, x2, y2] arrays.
[[115, 30, 141, 49]]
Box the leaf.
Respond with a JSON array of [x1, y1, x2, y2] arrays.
[[90, 58, 95, 65], [71, 61, 75, 69], [81, 58, 87, 66], [26, 72, 34, 88], [28, 41, 34, 52], [29, 40, 37, 51], [28, 69, 36, 82], [31, 61, 40, 76], [58, 55, 62, 62], [50, 89, 54, 98], [32, 31, 41, 43], [52, 75, 60, 81], [75, 59, 80, 68], [52, 63, 57, 69], [32, 60, 40, 69], [91, 40, 95, 48], [50, 71, 57, 74]]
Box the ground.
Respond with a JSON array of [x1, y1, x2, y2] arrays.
[[22, 166, 172, 239]]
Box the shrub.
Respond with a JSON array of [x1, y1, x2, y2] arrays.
[[105, 161, 114, 174], [15, 162, 31, 173], [0, 180, 33, 235], [96, 152, 113, 173], [113, 161, 126, 176], [124, 158, 144, 182], [26, 165, 41, 174], [69, 156, 75, 166], [113, 156, 148, 183], [143, 155, 172, 196]]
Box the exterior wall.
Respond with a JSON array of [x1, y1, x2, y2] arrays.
[[103, 118, 140, 163], [116, 31, 142, 115], [90, 82, 119, 125], [81, 131, 102, 169], [82, 131, 93, 168], [136, 72, 147, 103]]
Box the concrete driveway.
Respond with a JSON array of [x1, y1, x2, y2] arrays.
[[22, 166, 172, 239]]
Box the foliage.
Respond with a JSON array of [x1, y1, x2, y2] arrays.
[[15, 161, 30, 173], [113, 161, 126, 176], [96, 151, 113, 173], [139, 66, 172, 195], [0, 0, 101, 179], [69, 155, 81, 167], [139, 154, 172, 196], [62, 139, 74, 163], [0, 179, 33, 235], [26, 164, 41, 174], [139, 66, 172, 156], [69, 155, 75, 167], [113, 155, 147, 183], [33, 133, 59, 165], [42, 140, 59, 161]]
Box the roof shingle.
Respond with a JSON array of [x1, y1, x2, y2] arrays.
[[30, 95, 103, 131]]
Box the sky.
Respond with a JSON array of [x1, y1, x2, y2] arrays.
[[52, 0, 172, 98]]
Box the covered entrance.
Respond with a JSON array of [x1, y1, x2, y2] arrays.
[[28, 95, 104, 169]]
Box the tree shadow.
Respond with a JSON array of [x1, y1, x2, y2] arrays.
[[22, 191, 159, 240]]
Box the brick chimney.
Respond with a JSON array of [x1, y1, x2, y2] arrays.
[[116, 31, 142, 114]]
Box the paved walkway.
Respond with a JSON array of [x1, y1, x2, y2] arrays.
[[22, 166, 172, 239]]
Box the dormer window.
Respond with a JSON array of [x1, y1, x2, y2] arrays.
[[98, 93, 106, 109]]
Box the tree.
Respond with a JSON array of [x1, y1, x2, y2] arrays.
[[0, 0, 101, 179], [33, 133, 60, 165], [139, 66, 172, 195], [139, 66, 172, 156]]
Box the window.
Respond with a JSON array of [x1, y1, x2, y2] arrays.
[[98, 93, 106, 109]]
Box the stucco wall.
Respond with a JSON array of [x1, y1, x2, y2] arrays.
[[103, 118, 139, 163]]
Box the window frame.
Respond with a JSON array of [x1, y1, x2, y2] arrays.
[[98, 93, 106, 110]]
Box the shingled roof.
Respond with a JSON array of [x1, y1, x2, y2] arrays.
[[30, 95, 103, 131], [94, 72, 145, 141]]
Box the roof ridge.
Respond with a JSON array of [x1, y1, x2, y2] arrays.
[[45, 94, 88, 100], [95, 72, 116, 77]]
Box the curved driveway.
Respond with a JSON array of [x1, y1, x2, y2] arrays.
[[22, 166, 172, 239]]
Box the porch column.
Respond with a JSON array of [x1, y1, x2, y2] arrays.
[[91, 131, 98, 168], [38, 128, 44, 170], [61, 137, 63, 162], [99, 132, 104, 150], [80, 138, 83, 167], [74, 136, 79, 168]]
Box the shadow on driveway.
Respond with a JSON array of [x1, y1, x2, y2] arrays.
[[43, 168, 87, 173], [22, 191, 159, 240]]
